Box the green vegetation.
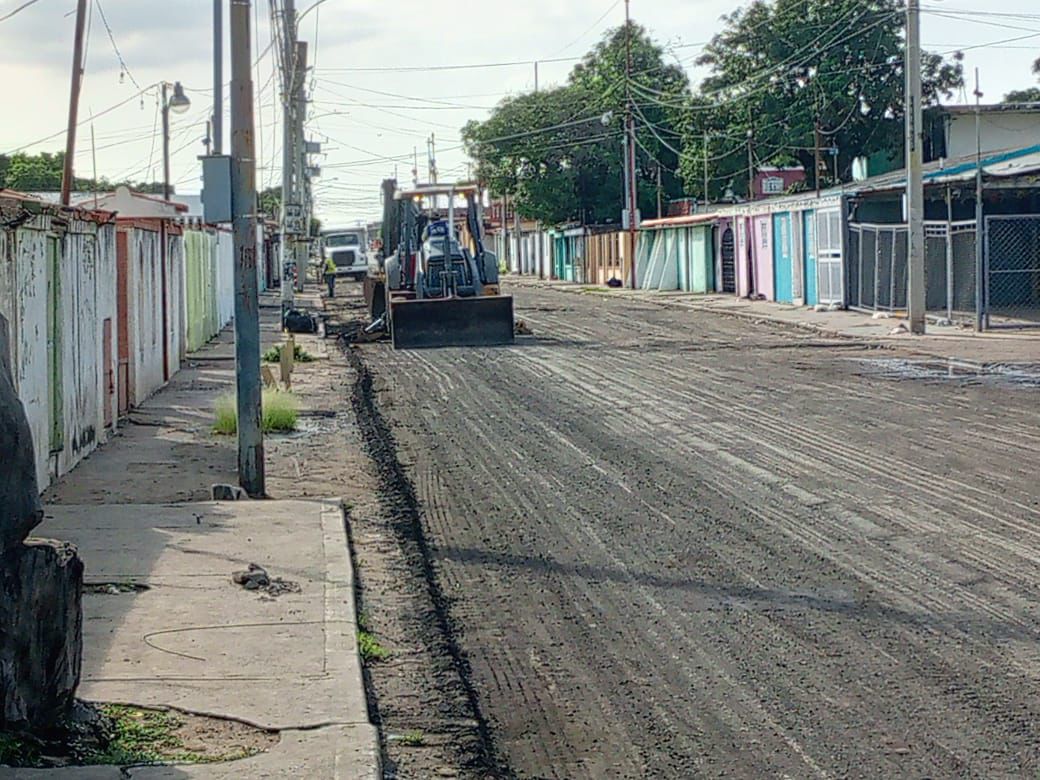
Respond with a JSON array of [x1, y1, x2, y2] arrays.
[[262, 343, 314, 363], [213, 389, 299, 435], [86, 705, 259, 765], [464, 4, 967, 218], [358, 629, 390, 663], [0, 733, 40, 767], [0, 151, 164, 193], [399, 730, 426, 747]]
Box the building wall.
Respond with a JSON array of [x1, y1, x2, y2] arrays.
[[948, 112, 1040, 159], [0, 212, 117, 491]]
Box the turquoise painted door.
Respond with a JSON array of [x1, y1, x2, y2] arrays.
[[554, 237, 566, 279], [803, 210, 818, 306], [773, 213, 793, 303]]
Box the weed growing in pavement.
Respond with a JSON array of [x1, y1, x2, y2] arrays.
[[358, 629, 390, 662], [85, 705, 262, 765], [213, 389, 299, 435], [398, 730, 426, 747], [262, 343, 314, 363]]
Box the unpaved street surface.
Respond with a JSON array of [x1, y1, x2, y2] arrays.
[[339, 281, 1040, 779]]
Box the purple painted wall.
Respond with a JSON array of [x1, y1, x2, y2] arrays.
[[751, 215, 774, 300]]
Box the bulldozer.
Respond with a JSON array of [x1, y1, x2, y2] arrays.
[[363, 180, 514, 349]]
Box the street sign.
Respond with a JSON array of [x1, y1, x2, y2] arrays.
[[284, 202, 305, 234]]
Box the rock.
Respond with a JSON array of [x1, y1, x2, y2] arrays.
[[0, 539, 84, 731], [211, 484, 246, 501], [0, 314, 43, 555]]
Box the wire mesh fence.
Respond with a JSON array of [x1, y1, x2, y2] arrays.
[[847, 221, 977, 323], [985, 215, 1040, 327]]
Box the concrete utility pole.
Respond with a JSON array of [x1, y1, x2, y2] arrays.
[[230, 0, 265, 496], [746, 129, 755, 200], [294, 40, 308, 293], [814, 120, 822, 197], [703, 131, 710, 209], [974, 68, 986, 331], [905, 0, 926, 334], [624, 0, 638, 289], [60, 0, 88, 206], [279, 0, 297, 317], [213, 0, 223, 155]]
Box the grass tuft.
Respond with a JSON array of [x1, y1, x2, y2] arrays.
[[358, 630, 390, 663], [399, 730, 426, 747], [262, 343, 314, 363], [213, 389, 299, 435]]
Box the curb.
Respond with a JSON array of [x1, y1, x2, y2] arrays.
[[320, 499, 382, 780]]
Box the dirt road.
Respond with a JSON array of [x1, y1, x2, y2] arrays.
[[344, 282, 1040, 779]]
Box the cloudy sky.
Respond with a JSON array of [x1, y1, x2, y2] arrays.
[[1, 0, 1038, 223]]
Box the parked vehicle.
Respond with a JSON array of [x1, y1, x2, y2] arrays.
[[321, 228, 368, 280]]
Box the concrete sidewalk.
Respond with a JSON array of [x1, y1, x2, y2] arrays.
[[5, 289, 381, 778], [507, 278, 1040, 365], [1, 500, 378, 779]]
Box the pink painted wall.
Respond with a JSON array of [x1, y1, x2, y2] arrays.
[[751, 215, 774, 300]]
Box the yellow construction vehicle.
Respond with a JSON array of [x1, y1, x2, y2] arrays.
[[363, 180, 514, 349]]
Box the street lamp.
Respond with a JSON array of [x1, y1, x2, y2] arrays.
[[162, 81, 191, 201]]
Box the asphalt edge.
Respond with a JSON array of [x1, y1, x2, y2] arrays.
[[319, 498, 383, 780]]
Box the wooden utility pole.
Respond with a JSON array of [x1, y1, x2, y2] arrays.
[[974, 68, 986, 331], [656, 162, 662, 219], [162, 82, 171, 201], [906, 0, 926, 333], [230, 0, 265, 496], [60, 0, 88, 206], [213, 0, 223, 154]]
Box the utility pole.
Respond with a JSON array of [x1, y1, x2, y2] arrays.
[[60, 0, 88, 206], [293, 40, 308, 293], [230, 0, 265, 496], [625, 0, 638, 289], [974, 68, 986, 331], [814, 120, 822, 197], [905, 0, 926, 334], [213, 0, 223, 154], [279, 0, 297, 318], [656, 162, 662, 219], [746, 129, 755, 201], [534, 61, 539, 92], [703, 131, 710, 209]]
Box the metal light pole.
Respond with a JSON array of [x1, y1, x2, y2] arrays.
[[213, 0, 223, 155], [230, 0, 265, 496], [905, 0, 926, 334], [162, 82, 191, 201]]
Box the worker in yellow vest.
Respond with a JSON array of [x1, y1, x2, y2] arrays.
[[323, 255, 337, 298]]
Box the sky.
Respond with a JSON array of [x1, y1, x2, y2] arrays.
[[1, 0, 1039, 224]]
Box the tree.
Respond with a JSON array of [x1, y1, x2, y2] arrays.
[[680, 0, 964, 198], [463, 23, 690, 225], [0, 150, 166, 194], [1004, 58, 1040, 103], [259, 186, 281, 219]]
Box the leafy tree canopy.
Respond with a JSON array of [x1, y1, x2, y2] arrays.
[[0, 151, 165, 194], [1004, 58, 1040, 103], [679, 0, 963, 199], [463, 23, 690, 225]]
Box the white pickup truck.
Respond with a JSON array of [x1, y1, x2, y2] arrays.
[[321, 228, 368, 281]]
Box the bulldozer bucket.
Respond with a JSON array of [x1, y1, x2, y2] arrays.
[[390, 296, 515, 349]]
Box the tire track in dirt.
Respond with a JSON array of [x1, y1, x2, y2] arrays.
[[357, 284, 1040, 778]]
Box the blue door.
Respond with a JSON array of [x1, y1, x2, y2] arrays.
[[803, 210, 818, 306], [773, 213, 793, 303]]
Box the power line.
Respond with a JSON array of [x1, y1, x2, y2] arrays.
[[94, 0, 140, 88], [0, 0, 43, 23]]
